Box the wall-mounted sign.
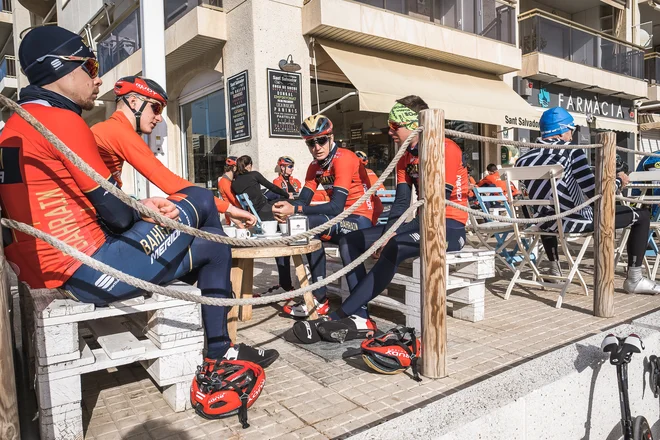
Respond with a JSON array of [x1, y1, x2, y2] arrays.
[[267, 68, 302, 138], [527, 82, 634, 121], [227, 70, 251, 142], [350, 123, 363, 141]]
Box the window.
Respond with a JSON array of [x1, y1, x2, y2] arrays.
[[97, 9, 141, 77], [181, 89, 228, 189]]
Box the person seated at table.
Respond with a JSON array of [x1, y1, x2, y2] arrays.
[[273, 156, 301, 197], [272, 115, 383, 317], [231, 155, 289, 221], [515, 106, 660, 294], [2, 25, 278, 368], [355, 150, 385, 193], [477, 163, 519, 199], [290, 96, 468, 343], [218, 156, 242, 225]]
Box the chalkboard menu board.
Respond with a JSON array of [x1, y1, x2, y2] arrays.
[[227, 70, 251, 142], [267, 68, 302, 138]]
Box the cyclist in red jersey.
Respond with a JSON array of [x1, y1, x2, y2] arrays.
[[273, 156, 301, 196], [218, 156, 241, 224], [355, 150, 385, 194], [91, 76, 255, 228], [292, 96, 468, 344], [0, 26, 278, 368], [272, 115, 383, 317]]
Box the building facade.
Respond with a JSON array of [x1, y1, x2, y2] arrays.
[[5, 0, 657, 191]]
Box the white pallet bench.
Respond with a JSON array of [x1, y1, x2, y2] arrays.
[[20, 281, 203, 440], [326, 247, 495, 327]]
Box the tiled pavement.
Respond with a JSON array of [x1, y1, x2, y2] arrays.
[[77, 259, 660, 440]]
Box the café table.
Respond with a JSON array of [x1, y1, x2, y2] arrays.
[[227, 239, 323, 342]]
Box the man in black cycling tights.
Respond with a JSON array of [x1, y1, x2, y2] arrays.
[[291, 96, 469, 344], [0, 25, 278, 368], [272, 115, 382, 317]]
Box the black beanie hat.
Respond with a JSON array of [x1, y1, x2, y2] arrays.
[[19, 25, 95, 86]]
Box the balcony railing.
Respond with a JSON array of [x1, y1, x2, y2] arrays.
[[97, 9, 141, 77], [645, 53, 660, 84], [0, 56, 16, 82], [2, 0, 11, 13], [165, 0, 223, 28], [519, 9, 644, 80], [352, 0, 515, 45]]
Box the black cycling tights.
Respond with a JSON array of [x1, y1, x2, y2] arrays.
[[336, 221, 465, 319], [542, 206, 650, 268]]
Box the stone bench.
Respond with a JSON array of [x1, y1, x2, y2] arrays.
[[19, 281, 203, 440], [326, 247, 495, 327]]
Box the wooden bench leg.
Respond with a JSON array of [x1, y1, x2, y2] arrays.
[[238, 259, 254, 322], [228, 259, 242, 343], [292, 254, 318, 320]]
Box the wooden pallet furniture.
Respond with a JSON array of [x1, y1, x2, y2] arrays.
[[326, 247, 495, 327], [19, 281, 203, 440]]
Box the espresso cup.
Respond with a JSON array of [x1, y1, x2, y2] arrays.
[[223, 226, 237, 238], [279, 223, 288, 235], [236, 229, 251, 239], [261, 221, 278, 235]]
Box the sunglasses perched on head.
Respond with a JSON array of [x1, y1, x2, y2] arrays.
[[34, 54, 99, 79], [305, 136, 330, 148]]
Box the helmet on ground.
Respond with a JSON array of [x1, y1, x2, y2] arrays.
[[114, 76, 169, 106], [355, 150, 368, 165], [190, 359, 265, 429], [539, 107, 575, 138], [226, 156, 237, 167], [300, 114, 333, 139], [278, 156, 295, 167], [361, 326, 421, 381]]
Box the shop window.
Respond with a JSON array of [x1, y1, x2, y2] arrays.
[[181, 89, 227, 189]]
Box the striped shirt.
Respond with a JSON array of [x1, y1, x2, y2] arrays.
[[514, 138, 619, 233]]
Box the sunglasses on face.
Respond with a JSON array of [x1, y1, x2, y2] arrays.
[[388, 121, 403, 131], [305, 136, 330, 148], [285, 164, 294, 169], [34, 55, 99, 79], [135, 96, 164, 116]]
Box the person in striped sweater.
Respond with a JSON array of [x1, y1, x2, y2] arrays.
[[515, 107, 660, 294]]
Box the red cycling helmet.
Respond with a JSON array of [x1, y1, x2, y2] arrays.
[[226, 156, 237, 167], [278, 156, 295, 167], [361, 326, 421, 381], [115, 76, 168, 134], [190, 359, 265, 428]]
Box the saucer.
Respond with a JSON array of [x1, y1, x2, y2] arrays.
[[254, 232, 282, 239]]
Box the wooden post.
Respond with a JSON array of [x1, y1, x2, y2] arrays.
[[418, 109, 447, 378], [0, 215, 20, 439], [594, 131, 616, 318]]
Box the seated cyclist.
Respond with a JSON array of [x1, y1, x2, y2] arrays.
[[272, 115, 383, 317], [91, 76, 256, 229], [1, 26, 278, 368], [291, 96, 468, 343], [217, 156, 241, 225], [515, 107, 660, 294]]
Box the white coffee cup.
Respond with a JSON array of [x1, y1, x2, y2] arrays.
[[223, 226, 237, 238], [279, 223, 288, 235], [261, 221, 278, 235], [236, 229, 251, 239]]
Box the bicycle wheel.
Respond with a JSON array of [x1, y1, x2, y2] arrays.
[[633, 415, 653, 440]]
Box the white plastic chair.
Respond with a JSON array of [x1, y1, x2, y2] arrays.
[[499, 165, 592, 309]]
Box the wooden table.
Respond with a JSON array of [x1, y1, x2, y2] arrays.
[[227, 239, 322, 342]]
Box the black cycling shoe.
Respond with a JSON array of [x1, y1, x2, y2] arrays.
[[317, 315, 377, 343], [292, 317, 330, 344], [219, 343, 280, 368]]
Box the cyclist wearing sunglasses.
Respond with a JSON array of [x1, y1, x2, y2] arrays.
[[291, 96, 469, 344], [273, 156, 301, 198], [91, 76, 256, 229], [272, 114, 383, 317], [1, 26, 279, 368]]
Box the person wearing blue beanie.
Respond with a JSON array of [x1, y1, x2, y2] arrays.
[[514, 106, 660, 295]]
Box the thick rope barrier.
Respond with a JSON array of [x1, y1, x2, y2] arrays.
[[616, 146, 660, 159], [1, 201, 422, 307], [0, 94, 418, 248], [616, 195, 660, 205], [445, 129, 603, 149], [448, 195, 602, 224]]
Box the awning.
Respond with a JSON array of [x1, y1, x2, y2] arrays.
[[318, 40, 541, 130], [639, 113, 660, 132]]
